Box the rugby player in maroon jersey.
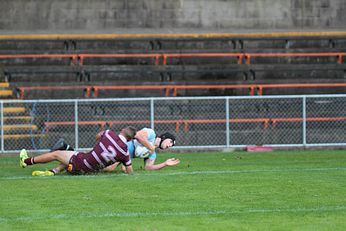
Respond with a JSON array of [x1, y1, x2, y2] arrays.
[[19, 126, 137, 176]]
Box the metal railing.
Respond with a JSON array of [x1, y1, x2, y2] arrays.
[[16, 83, 346, 99], [1, 52, 345, 65], [1, 94, 345, 153]]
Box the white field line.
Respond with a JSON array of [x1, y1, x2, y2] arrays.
[[1, 206, 346, 223], [1, 167, 346, 181]]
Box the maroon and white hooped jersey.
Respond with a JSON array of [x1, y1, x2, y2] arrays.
[[68, 130, 131, 174]]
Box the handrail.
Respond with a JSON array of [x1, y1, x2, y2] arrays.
[[92, 85, 256, 97], [78, 53, 161, 65], [92, 85, 173, 97], [0, 54, 79, 65], [17, 86, 92, 99], [17, 83, 346, 99], [171, 85, 256, 96], [271, 117, 346, 127], [257, 83, 346, 95], [245, 52, 346, 65], [163, 52, 346, 65], [92, 83, 346, 97], [1, 52, 345, 65], [44, 117, 346, 133], [44, 118, 271, 133], [162, 53, 244, 65]]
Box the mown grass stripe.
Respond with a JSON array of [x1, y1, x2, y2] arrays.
[[1, 167, 346, 181], [1, 205, 345, 223]]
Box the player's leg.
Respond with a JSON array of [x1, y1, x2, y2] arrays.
[[50, 163, 68, 174], [30, 150, 74, 165], [32, 163, 67, 176], [103, 162, 120, 172], [51, 138, 74, 151], [20, 149, 74, 168]]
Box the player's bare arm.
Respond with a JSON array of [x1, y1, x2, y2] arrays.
[[125, 165, 133, 174], [135, 130, 155, 153], [103, 162, 120, 172], [95, 131, 105, 142], [144, 158, 180, 170]]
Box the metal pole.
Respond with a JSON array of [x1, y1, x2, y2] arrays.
[[150, 98, 154, 129], [74, 100, 79, 150], [302, 96, 307, 146], [226, 97, 230, 147], [1, 101, 3, 153]]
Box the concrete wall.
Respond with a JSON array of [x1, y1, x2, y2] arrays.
[[0, 0, 345, 32]]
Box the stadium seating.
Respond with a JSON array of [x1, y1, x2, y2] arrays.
[[17, 86, 92, 99], [0, 32, 345, 99], [0, 82, 12, 98], [1, 52, 345, 66], [1, 32, 345, 144], [16, 83, 346, 99], [1, 104, 43, 147]]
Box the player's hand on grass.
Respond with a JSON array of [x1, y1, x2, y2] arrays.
[[165, 158, 180, 166]]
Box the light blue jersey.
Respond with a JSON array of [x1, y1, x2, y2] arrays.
[[127, 128, 157, 160]]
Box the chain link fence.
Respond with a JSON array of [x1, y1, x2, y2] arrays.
[[1, 95, 345, 153]]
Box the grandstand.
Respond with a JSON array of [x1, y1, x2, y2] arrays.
[[1, 32, 346, 99], [1, 32, 346, 150]]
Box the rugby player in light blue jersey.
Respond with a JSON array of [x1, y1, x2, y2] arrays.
[[104, 127, 180, 171]]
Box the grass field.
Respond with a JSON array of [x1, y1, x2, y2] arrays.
[[0, 150, 346, 230]]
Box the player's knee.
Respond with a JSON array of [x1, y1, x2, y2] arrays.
[[51, 150, 63, 158]]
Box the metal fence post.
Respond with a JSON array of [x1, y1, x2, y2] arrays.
[[150, 98, 155, 130], [226, 97, 230, 147], [302, 96, 307, 146], [74, 100, 79, 150], [1, 101, 3, 153]]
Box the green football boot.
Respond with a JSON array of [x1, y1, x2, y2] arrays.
[[32, 170, 54, 177], [19, 149, 28, 168]]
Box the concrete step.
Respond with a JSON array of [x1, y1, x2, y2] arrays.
[[3, 107, 26, 114], [0, 82, 10, 88], [2, 134, 44, 140], [3, 124, 38, 131], [0, 90, 13, 97], [3, 116, 33, 122]]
